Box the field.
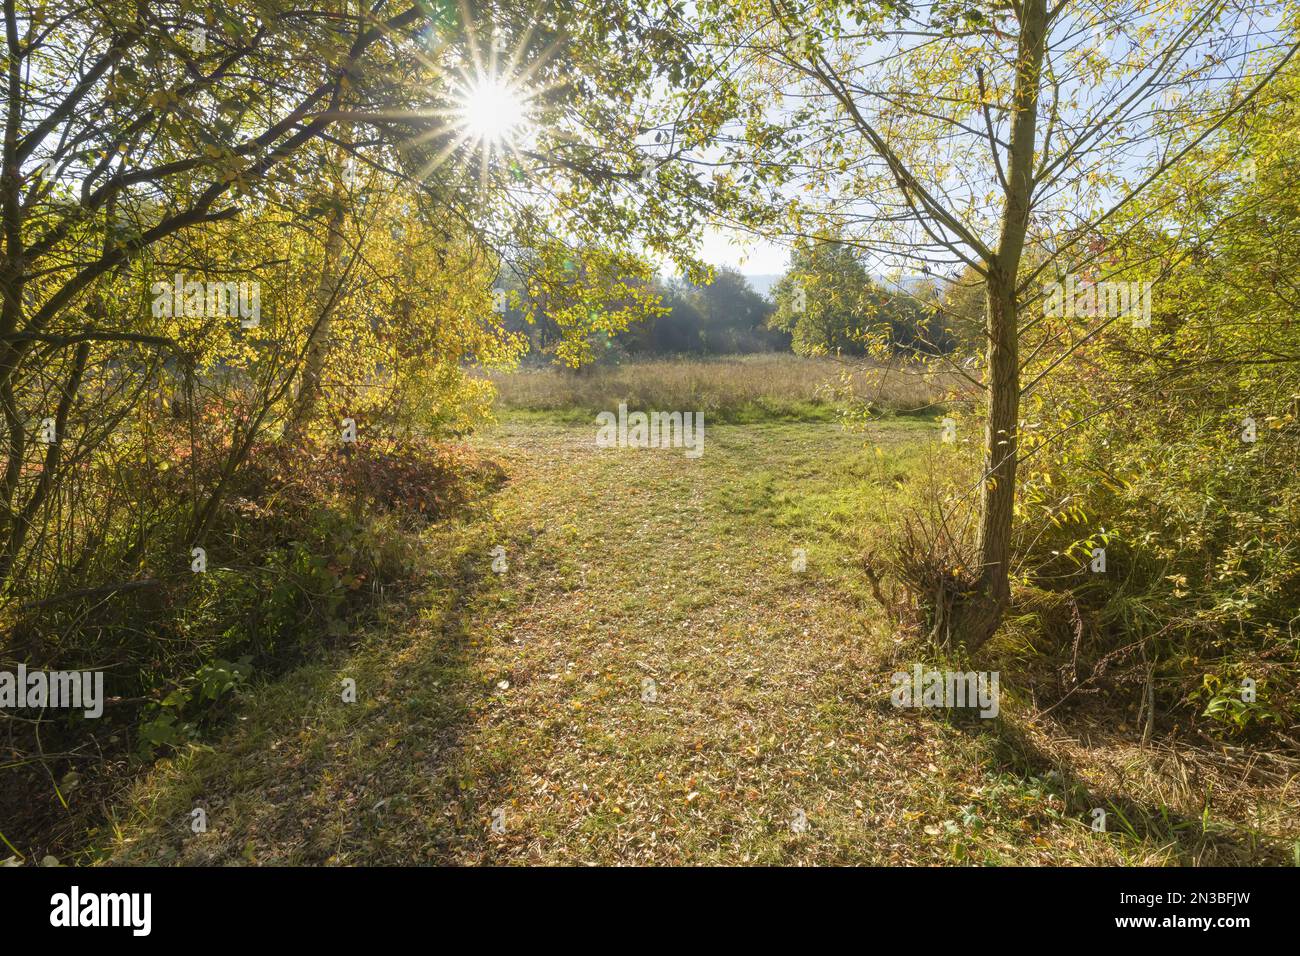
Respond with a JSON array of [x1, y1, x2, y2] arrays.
[[88, 367, 1297, 865], [479, 354, 960, 423]]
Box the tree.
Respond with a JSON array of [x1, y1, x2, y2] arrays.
[[938, 264, 988, 359], [677, 0, 1300, 650], [0, 0, 728, 601], [1009, 57, 1300, 736], [620, 267, 779, 356], [769, 239, 880, 355], [693, 267, 775, 353]]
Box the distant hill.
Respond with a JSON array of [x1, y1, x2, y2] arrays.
[[740, 272, 946, 301]]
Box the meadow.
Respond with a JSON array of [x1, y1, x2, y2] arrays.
[[479, 354, 961, 423], [84, 377, 1297, 866]]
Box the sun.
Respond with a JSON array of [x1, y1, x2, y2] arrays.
[[400, 22, 565, 189], [457, 75, 530, 146]]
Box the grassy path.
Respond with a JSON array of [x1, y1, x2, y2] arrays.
[[97, 419, 1285, 865]]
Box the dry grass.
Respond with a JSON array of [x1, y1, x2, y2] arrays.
[[479, 353, 960, 422]]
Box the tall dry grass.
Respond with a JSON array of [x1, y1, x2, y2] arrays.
[[479, 354, 961, 421]]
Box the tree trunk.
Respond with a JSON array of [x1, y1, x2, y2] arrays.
[[948, 0, 1047, 653], [946, 271, 1020, 651], [285, 197, 345, 440], [0, 340, 89, 586]]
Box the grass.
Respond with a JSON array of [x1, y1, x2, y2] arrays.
[[85, 416, 1297, 865], [479, 353, 960, 423]]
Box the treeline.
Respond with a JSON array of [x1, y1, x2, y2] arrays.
[[501, 253, 977, 363]]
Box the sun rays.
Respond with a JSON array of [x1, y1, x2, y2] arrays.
[[389, 2, 569, 194]]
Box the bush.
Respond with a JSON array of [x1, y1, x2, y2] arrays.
[[0, 430, 503, 849]]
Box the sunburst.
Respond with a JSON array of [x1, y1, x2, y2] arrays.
[[394, 5, 570, 193], [327, 4, 569, 194], [454, 73, 531, 146]]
